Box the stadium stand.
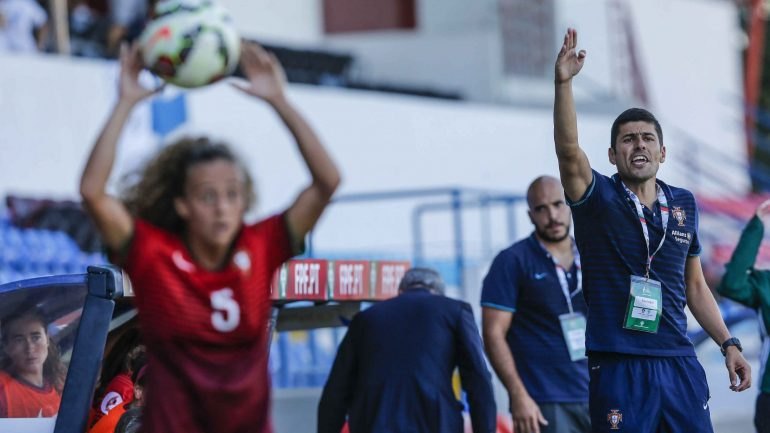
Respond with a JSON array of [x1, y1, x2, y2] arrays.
[[0, 215, 104, 284]]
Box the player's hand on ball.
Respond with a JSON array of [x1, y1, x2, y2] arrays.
[[555, 28, 586, 84], [118, 43, 164, 105], [232, 42, 287, 104]]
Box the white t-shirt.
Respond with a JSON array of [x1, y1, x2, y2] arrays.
[[0, 0, 47, 53]]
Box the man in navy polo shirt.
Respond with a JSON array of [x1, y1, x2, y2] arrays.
[[482, 176, 590, 433], [552, 28, 751, 433]]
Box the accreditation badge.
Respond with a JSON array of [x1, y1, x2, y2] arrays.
[[623, 275, 662, 333], [559, 312, 587, 361]]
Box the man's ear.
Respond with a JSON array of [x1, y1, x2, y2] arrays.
[[608, 147, 617, 166]]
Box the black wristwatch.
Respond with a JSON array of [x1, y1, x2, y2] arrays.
[[720, 337, 743, 356]]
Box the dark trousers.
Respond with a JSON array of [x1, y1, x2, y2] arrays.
[[757, 392, 770, 433], [539, 402, 591, 433], [587, 353, 713, 433]]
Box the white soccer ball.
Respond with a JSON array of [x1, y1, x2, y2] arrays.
[[138, 0, 241, 88]]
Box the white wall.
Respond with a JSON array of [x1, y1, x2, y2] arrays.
[[321, 0, 503, 101], [417, 0, 497, 33], [219, 0, 322, 44], [325, 29, 502, 101], [627, 0, 747, 194], [0, 53, 750, 259], [0, 54, 158, 200]]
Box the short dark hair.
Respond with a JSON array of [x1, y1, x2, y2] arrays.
[[610, 108, 663, 149]]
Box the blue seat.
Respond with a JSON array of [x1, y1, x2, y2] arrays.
[[0, 225, 101, 280], [269, 328, 344, 389]]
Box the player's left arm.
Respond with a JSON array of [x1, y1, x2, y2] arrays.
[[233, 42, 341, 246], [685, 256, 751, 392]]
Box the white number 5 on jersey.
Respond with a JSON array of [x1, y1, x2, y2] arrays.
[[210, 288, 241, 332]]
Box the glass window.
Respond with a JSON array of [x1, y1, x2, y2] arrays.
[[0, 275, 88, 432]]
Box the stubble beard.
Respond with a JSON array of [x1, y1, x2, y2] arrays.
[[536, 225, 571, 243]]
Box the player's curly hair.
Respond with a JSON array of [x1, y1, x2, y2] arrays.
[[0, 307, 67, 394], [121, 137, 256, 234]]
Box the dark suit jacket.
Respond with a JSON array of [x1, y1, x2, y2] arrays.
[[317, 289, 496, 433]]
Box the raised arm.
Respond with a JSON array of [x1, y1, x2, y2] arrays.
[[554, 28, 592, 202], [80, 44, 162, 251], [718, 200, 770, 307], [685, 256, 751, 392], [233, 42, 341, 244]]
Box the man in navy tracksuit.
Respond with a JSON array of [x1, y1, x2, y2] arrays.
[[552, 28, 751, 432], [317, 268, 496, 433], [481, 176, 590, 433]]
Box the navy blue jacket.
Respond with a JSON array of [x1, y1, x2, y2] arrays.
[[317, 289, 496, 433]]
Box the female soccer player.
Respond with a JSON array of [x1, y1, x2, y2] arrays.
[[79, 42, 341, 433]]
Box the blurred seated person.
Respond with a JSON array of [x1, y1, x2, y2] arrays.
[[90, 352, 146, 433], [0, 0, 48, 53], [113, 362, 147, 433], [92, 343, 145, 425], [105, 0, 148, 57], [0, 306, 65, 417], [68, 0, 109, 58]]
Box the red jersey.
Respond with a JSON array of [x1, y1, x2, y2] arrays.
[[92, 372, 133, 423], [121, 215, 294, 433], [0, 371, 60, 417], [88, 401, 127, 433]]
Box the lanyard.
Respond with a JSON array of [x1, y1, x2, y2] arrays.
[[621, 181, 669, 278], [541, 241, 582, 314]]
